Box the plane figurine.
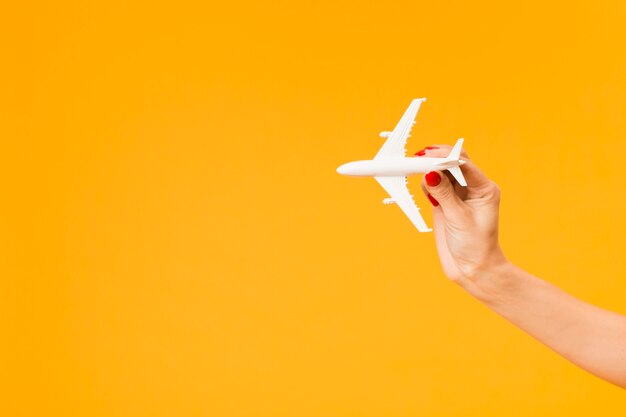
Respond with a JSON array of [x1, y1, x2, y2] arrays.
[[336, 98, 467, 232]]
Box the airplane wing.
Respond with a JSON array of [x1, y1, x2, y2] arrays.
[[375, 176, 432, 232], [374, 98, 426, 160]]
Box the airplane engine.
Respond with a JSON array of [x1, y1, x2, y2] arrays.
[[379, 131, 392, 138], [383, 198, 395, 205]]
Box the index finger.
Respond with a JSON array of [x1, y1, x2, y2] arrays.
[[459, 159, 492, 192]]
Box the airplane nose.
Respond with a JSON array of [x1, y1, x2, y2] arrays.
[[337, 164, 348, 175]]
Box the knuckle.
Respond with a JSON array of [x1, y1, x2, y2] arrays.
[[433, 183, 454, 200], [491, 182, 501, 200]]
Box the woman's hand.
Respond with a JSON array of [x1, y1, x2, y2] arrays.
[[418, 145, 508, 295], [417, 146, 626, 389]]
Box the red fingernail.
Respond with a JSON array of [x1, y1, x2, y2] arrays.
[[427, 193, 439, 206], [415, 149, 426, 156], [425, 171, 441, 187], [425, 146, 439, 150]]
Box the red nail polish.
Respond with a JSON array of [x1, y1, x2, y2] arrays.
[[415, 149, 426, 156], [427, 193, 439, 207], [425, 146, 439, 150], [425, 171, 441, 187]]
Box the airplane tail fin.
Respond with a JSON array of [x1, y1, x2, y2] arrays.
[[434, 138, 467, 186], [447, 138, 464, 161]]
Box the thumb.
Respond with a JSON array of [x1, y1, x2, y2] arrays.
[[423, 171, 465, 216]]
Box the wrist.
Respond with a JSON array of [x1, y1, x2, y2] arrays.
[[456, 254, 523, 305]]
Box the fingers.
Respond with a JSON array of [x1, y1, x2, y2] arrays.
[[459, 159, 491, 189], [414, 145, 469, 159], [422, 171, 466, 218], [415, 144, 492, 191]]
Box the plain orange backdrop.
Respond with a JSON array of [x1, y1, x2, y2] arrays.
[[2, 1, 626, 416]]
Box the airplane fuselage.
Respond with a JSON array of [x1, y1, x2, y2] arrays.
[[337, 157, 465, 177], [336, 97, 466, 232]]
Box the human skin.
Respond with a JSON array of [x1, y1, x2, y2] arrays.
[[417, 145, 626, 389]]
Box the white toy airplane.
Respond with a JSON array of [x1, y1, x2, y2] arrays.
[[336, 98, 467, 232]]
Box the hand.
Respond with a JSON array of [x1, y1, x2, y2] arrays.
[[418, 148, 626, 390], [418, 145, 508, 290]]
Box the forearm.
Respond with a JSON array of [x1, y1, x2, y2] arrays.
[[460, 262, 626, 388]]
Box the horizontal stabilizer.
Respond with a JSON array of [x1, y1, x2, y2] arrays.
[[447, 166, 467, 186]]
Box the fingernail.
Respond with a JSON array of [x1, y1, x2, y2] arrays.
[[425, 146, 439, 150], [425, 171, 441, 187], [427, 193, 439, 207], [415, 149, 426, 156]]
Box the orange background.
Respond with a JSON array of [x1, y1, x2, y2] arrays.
[[2, 1, 626, 415]]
